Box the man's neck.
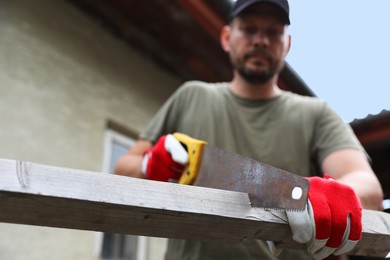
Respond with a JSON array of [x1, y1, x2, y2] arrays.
[[229, 74, 282, 100]]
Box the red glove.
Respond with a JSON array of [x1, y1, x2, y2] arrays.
[[142, 134, 188, 182], [286, 174, 362, 259]]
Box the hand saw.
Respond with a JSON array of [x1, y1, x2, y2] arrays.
[[173, 132, 309, 211]]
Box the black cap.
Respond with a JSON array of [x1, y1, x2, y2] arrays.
[[229, 0, 290, 25]]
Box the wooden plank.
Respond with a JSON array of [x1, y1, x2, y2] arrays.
[[0, 158, 389, 257]]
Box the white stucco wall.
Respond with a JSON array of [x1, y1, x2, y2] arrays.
[[0, 0, 181, 259]]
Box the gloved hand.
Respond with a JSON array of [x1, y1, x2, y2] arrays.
[[286, 174, 362, 259], [142, 134, 188, 182]]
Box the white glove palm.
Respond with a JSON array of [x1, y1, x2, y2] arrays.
[[270, 175, 362, 259]]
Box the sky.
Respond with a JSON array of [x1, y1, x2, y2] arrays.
[[284, 1, 390, 122]]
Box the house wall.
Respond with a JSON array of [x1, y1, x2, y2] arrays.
[[0, 0, 181, 259]]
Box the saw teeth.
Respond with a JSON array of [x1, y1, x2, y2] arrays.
[[284, 208, 305, 212], [252, 206, 305, 212]]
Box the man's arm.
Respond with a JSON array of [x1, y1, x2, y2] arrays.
[[114, 139, 153, 179], [286, 148, 382, 258], [322, 148, 384, 210], [114, 135, 188, 182]]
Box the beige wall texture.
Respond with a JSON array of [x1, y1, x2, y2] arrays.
[[0, 0, 181, 259]]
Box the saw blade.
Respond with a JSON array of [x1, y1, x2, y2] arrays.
[[193, 145, 309, 211]]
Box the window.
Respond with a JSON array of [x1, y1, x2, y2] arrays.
[[94, 128, 148, 260]]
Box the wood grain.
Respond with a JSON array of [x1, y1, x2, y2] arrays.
[[0, 158, 389, 257]]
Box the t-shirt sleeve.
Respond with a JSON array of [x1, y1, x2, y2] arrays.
[[312, 102, 366, 165], [139, 83, 188, 143]]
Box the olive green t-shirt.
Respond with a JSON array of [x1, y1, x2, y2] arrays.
[[140, 81, 365, 260]]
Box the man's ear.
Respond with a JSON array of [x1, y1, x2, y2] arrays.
[[285, 34, 291, 56], [220, 25, 231, 52]]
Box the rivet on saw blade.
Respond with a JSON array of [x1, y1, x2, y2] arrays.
[[292, 187, 303, 200]]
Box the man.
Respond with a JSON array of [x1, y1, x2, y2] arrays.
[[115, 0, 383, 259]]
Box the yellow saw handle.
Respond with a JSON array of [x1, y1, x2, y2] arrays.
[[173, 132, 207, 185]]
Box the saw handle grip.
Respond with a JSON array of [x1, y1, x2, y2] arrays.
[[173, 133, 207, 185]]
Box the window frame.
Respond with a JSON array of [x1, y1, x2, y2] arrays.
[[93, 128, 148, 260]]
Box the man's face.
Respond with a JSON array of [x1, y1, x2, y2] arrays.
[[222, 4, 291, 84]]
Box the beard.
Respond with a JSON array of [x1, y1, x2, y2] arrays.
[[237, 67, 276, 84], [232, 49, 283, 84]]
